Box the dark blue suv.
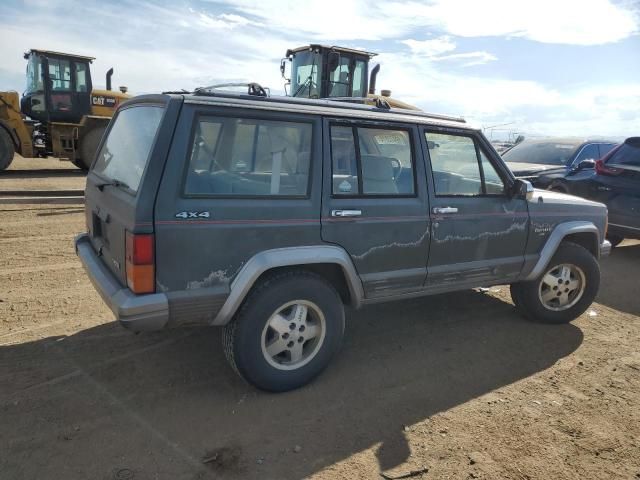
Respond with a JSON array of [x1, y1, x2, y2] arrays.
[[565, 137, 640, 246], [503, 138, 618, 192]]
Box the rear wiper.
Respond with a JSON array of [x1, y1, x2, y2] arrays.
[[95, 179, 130, 191]]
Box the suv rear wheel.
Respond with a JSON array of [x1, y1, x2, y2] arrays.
[[510, 242, 600, 324], [222, 271, 345, 392]]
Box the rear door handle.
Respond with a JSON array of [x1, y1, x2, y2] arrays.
[[432, 207, 458, 214], [331, 209, 362, 217]]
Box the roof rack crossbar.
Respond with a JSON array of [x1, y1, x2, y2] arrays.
[[329, 96, 391, 110], [194, 82, 269, 98]]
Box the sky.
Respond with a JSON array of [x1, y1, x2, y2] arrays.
[[1, 0, 639, 140]]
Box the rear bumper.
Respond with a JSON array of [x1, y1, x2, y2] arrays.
[[74, 233, 169, 331], [600, 239, 612, 258]]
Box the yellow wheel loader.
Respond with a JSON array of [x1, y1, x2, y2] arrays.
[[281, 44, 419, 110], [0, 49, 129, 171]]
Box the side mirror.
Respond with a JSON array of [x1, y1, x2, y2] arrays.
[[575, 159, 596, 171], [280, 58, 290, 82], [513, 179, 534, 200]]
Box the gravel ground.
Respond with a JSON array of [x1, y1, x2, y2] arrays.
[[1, 156, 638, 480]]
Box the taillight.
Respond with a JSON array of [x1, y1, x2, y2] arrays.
[[125, 232, 155, 294], [595, 160, 623, 176], [594, 144, 623, 176]]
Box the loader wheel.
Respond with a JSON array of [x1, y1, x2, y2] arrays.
[[0, 128, 15, 171], [75, 126, 105, 170]]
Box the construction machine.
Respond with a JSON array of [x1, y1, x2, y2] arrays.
[[0, 49, 129, 171], [281, 44, 419, 110]]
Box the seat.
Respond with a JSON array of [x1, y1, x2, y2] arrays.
[[361, 155, 398, 194]]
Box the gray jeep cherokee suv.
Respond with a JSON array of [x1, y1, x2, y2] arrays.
[[75, 91, 611, 392]]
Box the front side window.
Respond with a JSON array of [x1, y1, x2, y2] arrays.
[[331, 124, 415, 196], [185, 116, 312, 197], [598, 143, 617, 158], [48, 58, 71, 91], [426, 132, 505, 196], [575, 143, 600, 163], [93, 105, 164, 193]]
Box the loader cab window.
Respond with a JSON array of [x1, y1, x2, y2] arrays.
[[48, 58, 72, 91], [25, 54, 44, 93], [328, 55, 367, 98], [290, 50, 321, 98], [75, 63, 88, 93]]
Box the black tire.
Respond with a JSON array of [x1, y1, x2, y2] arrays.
[[511, 242, 600, 324], [0, 127, 15, 171], [510, 282, 525, 310], [75, 126, 106, 170], [222, 270, 345, 392], [606, 234, 624, 248]]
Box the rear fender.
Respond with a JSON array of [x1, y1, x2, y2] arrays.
[[211, 246, 364, 326]]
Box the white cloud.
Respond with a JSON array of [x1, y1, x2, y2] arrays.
[[222, 0, 638, 45], [374, 52, 640, 137], [389, 0, 638, 46], [430, 51, 498, 67], [401, 36, 456, 56]]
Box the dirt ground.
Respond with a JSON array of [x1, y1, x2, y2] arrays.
[[1, 156, 639, 480]]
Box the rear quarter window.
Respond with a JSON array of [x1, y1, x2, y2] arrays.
[[92, 105, 165, 193], [184, 115, 312, 197]]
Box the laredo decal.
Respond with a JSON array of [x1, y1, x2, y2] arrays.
[[91, 95, 118, 108]]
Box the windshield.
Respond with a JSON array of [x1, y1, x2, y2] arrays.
[[290, 50, 321, 98], [92, 105, 164, 193], [25, 54, 44, 93], [502, 140, 581, 166]]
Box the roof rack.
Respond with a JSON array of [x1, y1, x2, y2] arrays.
[[194, 82, 269, 98], [176, 83, 466, 124]]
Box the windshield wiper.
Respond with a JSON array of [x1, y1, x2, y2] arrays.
[[95, 179, 130, 191]]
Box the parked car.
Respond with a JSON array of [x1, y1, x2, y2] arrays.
[[75, 90, 610, 392], [502, 137, 618, 191], [563, 137, 640, 246]]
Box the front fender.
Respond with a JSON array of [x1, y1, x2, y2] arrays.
[[523, 221, 599, 281]]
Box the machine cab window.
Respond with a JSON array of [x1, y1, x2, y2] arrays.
[[285, 45, 373, 99]]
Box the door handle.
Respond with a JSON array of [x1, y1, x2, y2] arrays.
[[432, 207, 458, 214], [331, 209, 362, 217]]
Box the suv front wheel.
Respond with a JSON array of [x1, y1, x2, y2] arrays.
[[510, 242, 600, 324], [222, 270, 345, 392]]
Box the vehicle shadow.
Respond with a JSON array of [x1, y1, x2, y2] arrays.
[[596, 241, 640, 315], [0, 290, 582, 479]]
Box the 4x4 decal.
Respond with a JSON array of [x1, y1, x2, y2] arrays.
[[174, 211, 210, 219]]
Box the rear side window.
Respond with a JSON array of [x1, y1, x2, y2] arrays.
[[92, 105, 164, 193], [330, 124, 415, 196], [184, 116, 312, 197]]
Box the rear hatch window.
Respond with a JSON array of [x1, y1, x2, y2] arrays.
[[92, 105, 164, 193]]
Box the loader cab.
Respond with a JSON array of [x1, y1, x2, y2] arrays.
[[21, 49, 93, 123], [282, 45, 376, 99]]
